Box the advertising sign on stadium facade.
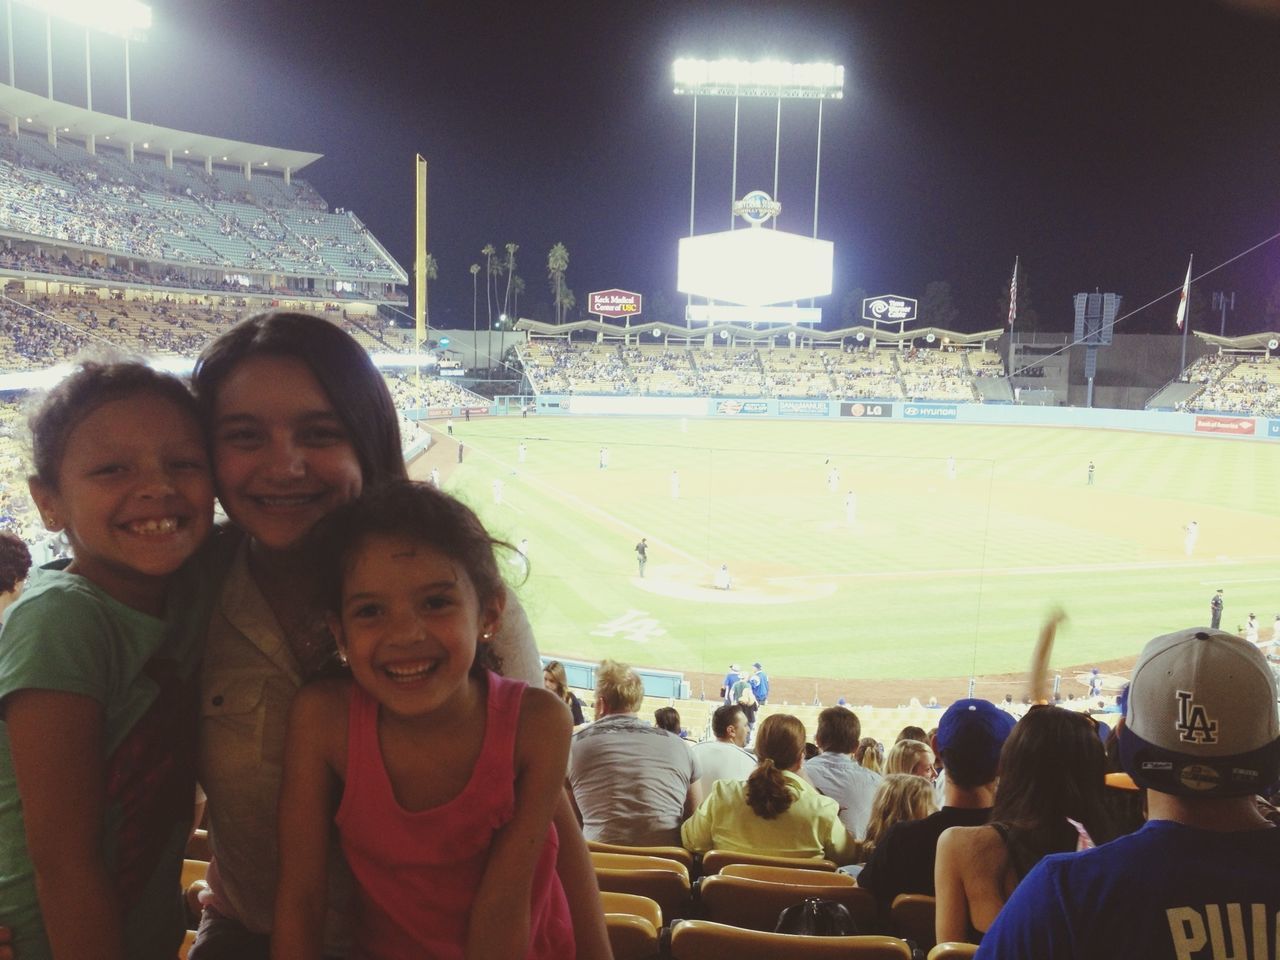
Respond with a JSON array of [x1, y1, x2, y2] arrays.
[[588, 289, 643, 319], [1270, 420, 1280, 438], [839, 401, 892, 418], [902, 403, 958, 420], [780, 399, 830, 416], [862, 295, 918, 324], [1194, 415, 1255, 436], [716, 399, 769, 415]]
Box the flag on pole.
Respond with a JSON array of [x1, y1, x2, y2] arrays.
[[1007, 257, 1019, 327], [1175, 256, 1192, 330]]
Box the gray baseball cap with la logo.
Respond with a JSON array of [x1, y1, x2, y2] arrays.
[[1120, 628, 1280, 797]]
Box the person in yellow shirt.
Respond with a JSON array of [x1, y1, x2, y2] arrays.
[[681, 713, 861, 865]]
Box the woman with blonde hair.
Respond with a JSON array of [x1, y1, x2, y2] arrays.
[[855, 737, 884, 774], [862, 773, 939, 858], [885, 738, 936, 781], [543, 659, 585, 725], [681, 714, 859, 864]]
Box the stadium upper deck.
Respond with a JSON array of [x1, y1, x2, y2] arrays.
[[0, 90, 406, 302]]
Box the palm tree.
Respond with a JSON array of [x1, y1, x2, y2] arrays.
[[547, 242, 569, 323], [560, 287, 576, 323], [481, 244, 495, 370], [470, 263, 480, 368], [502, 243, 519, 320], [511, 274, 526, 319]]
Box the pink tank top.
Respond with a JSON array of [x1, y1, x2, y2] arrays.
[[335, 671, 574, 959]]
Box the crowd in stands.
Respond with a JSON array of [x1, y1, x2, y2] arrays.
[[519, 338, 1008, 402], [557, 646, 1279, 956], [1183, 353, 1280, 418], [0, 128, 404, 291]]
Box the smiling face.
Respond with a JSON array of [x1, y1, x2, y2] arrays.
[[30, 391, 214, 613], [328, 534, 502, 721], [211, 354, 363, 552]]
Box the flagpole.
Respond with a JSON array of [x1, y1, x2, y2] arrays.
[[1179, 255, 1193, 375]]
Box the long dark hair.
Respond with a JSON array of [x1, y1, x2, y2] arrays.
[[192, 311, 406, 487], [990, 706, 1114, 876], [745, 714, 806, 819]]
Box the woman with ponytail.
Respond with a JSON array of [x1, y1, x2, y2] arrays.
[[681, 714, 860, 864]]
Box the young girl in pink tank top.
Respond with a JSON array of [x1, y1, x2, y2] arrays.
[[270, 482, 574, 960]]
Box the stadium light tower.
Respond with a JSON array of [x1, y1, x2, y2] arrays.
[[673, 58, 843, 239], [13, 0, 151, 118]]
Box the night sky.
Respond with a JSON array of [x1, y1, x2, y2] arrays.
[[12, 0, 1280, 334]]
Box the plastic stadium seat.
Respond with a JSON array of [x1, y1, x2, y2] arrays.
[[719, 863, 856, 886], [592, 852, 692, 920], [928, 943, 979, 960], [179, 929, 196, 959], [891, 893, 937, 951], [186, 828, 211, 861], [700, 849, 837, 875], [588, 838, 695, 870], [605, 913, 661, 960], [697, 874, 877, 934], [668, 919, 913, 959], [600, 891, 664, 930]]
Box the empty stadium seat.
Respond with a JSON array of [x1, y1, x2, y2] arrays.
[[700, 849, 837, 875], [668, 919, 913, 959], [592, 851, 693, 920], [890, 893, 937, 951], [588, 839, 694, 870]]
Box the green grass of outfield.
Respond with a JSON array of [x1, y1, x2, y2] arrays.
[[438, 416, 1280, 682]]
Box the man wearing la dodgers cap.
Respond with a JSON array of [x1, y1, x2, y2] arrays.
[[858, 698, 1016, 922], [979, 628, 1280, 959]]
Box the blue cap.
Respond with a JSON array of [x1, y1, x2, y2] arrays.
[[936, 699, 1016, 781]]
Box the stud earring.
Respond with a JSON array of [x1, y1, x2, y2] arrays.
[[481, 631, 493, 641]]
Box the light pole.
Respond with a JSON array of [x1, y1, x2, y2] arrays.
[[15, 0, 151, 116], [1212, 291, 1235, 338]]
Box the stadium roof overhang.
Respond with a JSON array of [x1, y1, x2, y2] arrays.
[[1193, 329, 1280, 350], [0, 83, 322, 173], [514, 317, 1005, 347]]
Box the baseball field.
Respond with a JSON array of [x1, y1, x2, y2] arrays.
[[419, 415, 1280, 691]]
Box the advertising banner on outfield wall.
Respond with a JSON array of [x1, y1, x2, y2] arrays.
[[716, 399, 769, 415], [1269, 420, 1280, 438], [839, 401, 892, 418], [902, 403, 958, 420], [1194, 415, 1256, 436], [780, 399, 830, 416]]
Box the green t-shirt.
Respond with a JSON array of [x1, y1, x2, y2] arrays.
[[0, 559, 214, 960]]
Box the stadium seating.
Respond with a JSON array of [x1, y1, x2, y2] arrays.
[[1184, 354, 1280, 418], [697, 874, 877, 933], [517, 338, 1004, 402], [0, 128, 405, 293], [890, 894, 937, 951], [700, 850, 837, 875], [668, 920, 913, 959]]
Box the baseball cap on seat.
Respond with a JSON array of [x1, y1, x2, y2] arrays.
[[1120, 628, 1280, 798]]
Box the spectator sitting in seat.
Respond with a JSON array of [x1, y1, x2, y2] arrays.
[[0, 531, 31, 623], [857, 699, 1015, 921], [886, 738, 937, 782], [681, 714, 860, 865], [934, 705, 1114, 945], [567, 659, 701, 846], [804, 706, 884, 840], [543, 659, 585, 726], [692, 704, 756, 793], [978, 628, 1280, 958], [859, 773, 940, 865], [856, 736, 885, 774]]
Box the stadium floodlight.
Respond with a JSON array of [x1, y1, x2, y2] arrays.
[[673, 58, 843, 99], [16, 0, 151, 38]]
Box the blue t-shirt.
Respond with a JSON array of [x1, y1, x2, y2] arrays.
[[749, 671, 769, 702], [977, 819, 1280, 960], [0, 560, 216, 960]]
